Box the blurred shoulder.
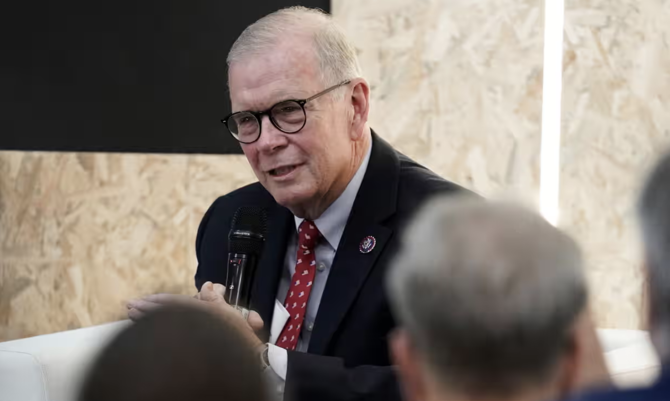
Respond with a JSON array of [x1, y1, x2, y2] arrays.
[[568, 384, 669, 401]]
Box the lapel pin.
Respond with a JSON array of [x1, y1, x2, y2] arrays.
[[359, 236, 376, 254]]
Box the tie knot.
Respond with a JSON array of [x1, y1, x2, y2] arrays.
[[298, 220, 321, 250]]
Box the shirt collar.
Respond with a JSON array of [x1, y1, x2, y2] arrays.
[[294, 141, 372, 250]]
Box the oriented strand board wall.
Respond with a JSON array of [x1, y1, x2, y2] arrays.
[[0, 153, 256, 340], [560, 0, 670, 329], [335, 0, 543, 201]]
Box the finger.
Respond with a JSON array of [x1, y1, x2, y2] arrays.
[[198, 285, 216, 302], [200, 284, 226, 303], [247, 310, 264, 332], [126, 299, 163, 314], [196, 282, 214, 301], [126, 298, 147, 309], [128, 308, 146, 322], [212, 283, 226, 298], [142, 293, 197, 306], [199, 292, 218, 303]]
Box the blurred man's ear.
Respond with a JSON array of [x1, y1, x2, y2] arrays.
[[642, 261, 669, 360], [555, 325, 582, 400], [556, 311, 611, 399], [390, 329, 428, 401], [641, 260, 652, 331]]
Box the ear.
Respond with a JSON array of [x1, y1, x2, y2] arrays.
[[554, 327, 582, 400], [390, 329, 428, 401], [556, 311, 610, 399], [642, 262, 668, 358], [348, 78, 370, 140], [641, 260, 652, 331]]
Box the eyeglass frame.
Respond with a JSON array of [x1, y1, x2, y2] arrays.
[[221, 79, 352, 144]]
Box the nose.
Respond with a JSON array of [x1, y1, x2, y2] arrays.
[[255, 114, 289, 153]]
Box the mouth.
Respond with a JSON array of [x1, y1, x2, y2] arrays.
[[268, 164, 300, 178]]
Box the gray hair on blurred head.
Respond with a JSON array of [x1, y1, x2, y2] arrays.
[[227, 7, 362, 90], [638, 152, 670, 360], [387, 196, 587, 396]]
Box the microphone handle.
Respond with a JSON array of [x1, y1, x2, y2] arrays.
[[225, 253, 255, 310]]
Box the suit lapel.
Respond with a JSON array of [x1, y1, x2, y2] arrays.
[[250, 204, 293, 341], [308, 132, 400, 355]]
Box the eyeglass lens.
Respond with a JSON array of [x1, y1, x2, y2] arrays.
[[227, 100, 306, 143]]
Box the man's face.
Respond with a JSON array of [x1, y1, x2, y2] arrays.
[[228, 39, 353, 216]]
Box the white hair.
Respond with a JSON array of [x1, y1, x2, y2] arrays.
[[227, 7, 362, 90], [387, 196, 587, 396]]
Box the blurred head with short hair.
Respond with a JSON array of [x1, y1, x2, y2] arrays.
[[639, 152, 670, 362], [387, 197, 591, 401], [79, 305, 266, 401]]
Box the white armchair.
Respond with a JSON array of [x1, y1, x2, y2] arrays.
[[0, 321, 130, 401]]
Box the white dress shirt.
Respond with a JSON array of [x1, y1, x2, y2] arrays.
[[266, 141, 372, 383]]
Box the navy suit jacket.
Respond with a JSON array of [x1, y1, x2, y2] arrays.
[[569, 368, 670, 401], [194, 131, 467, 401]]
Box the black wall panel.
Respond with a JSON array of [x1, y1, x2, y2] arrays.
[[0, 0, 330, 154]]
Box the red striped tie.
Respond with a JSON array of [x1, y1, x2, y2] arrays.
[[276, 220, 320, 350]]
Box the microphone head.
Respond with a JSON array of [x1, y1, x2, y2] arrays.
[[229, 206, 268, 255]]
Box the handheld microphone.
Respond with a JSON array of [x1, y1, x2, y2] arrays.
[[225, 206, 268, 319]]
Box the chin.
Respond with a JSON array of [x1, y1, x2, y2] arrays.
[[268, 184, 315, 214]]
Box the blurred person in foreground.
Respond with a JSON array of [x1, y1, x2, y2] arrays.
[[79, 304, 266, 401], [387, 196, 610, 401], [569, 152, 670, 401]]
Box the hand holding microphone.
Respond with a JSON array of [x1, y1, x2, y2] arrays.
[[127, 282, 265, 349], [126, 206, 268, 349], [198, 281, 264, 332], [200, 281, 251, 320]]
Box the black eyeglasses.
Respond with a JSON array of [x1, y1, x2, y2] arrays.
[[221, 80, 351, 144]]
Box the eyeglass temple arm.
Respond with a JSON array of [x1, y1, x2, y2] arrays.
[[304, 80, 351, 103], [222, 79, 352, 122]]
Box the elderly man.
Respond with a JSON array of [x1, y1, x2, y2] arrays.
[[388, 197, 609, 401], [128, 6, 465, 401], [570, 152, 670, 401]]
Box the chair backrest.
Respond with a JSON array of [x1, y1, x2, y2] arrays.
[[597, 329, 661, 388], [0, 321, 129, 401]]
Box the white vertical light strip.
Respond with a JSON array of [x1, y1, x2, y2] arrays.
[[539, 0, 565, 226]]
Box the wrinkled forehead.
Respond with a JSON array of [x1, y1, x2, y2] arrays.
[[228, 40, 322, 112]]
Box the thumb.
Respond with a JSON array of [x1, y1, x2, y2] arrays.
[[212, 283, 226, 298], [247, 311, 264, 332], [199, 283, 225, 303]]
